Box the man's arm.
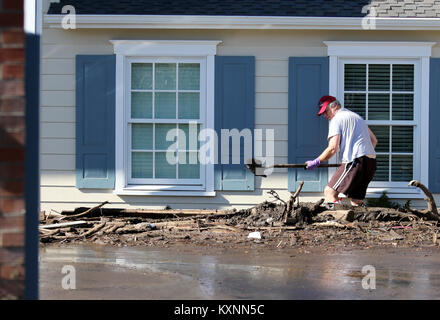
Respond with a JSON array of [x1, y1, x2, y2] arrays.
[[318, 134, 340, 162], [368, 127, 377, 148], [305, 135, 340, 169]]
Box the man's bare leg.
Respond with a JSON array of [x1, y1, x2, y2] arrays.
[[324, 186, 339, 203]]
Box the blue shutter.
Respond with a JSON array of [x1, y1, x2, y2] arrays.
[[76, 55, 115, 189], [429, 58, 440, 193], [288, 57, 329, 192], [215, 56, 255, 191]]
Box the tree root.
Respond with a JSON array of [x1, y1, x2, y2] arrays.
[[409, 180, 439, 215]]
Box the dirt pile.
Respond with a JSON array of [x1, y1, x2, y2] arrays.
[[38, 180, 440, 249], [39, 198, 440, 250]]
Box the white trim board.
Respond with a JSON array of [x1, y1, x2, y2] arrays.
[[26, 0, 43, 35], [44, 15, 440, 30], [325, 41, 436, 58], [110, 40, 222, 56], [114, 189, 216, 196]]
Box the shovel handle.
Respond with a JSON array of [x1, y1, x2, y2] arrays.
[[272, 163, 341, 169]]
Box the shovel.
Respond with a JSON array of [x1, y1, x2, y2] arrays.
[[246, 158, 341, 177]]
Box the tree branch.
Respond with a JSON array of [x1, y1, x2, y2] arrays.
[[408, 180, 438, 216]]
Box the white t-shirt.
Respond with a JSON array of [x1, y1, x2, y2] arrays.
[[328, 108, 376, 163]]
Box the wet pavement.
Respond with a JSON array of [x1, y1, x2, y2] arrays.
[[39, 244, 440, 299]]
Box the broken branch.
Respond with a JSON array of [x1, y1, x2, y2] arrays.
[[39, 220, 88, 229], [267, 190, 286, 204], [58, 201, 110, 221], [79, 222, 107, 238], [409, 180, 438, 216], [283, 181, 304, 224]]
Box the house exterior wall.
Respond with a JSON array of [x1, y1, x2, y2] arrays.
[[40, 17, 440, 211], [0, 0, 26, 299]]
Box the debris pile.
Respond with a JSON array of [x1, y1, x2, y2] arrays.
[[39, 180, 440, 249]]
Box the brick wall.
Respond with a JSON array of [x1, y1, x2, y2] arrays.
[[0, 0, 26, 300]]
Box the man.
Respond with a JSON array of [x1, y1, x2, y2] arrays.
[[305, 95, 378, 207]]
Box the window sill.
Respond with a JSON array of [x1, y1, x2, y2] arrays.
[[114, 188, 216, 197]]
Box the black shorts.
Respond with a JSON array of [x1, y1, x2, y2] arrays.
[[328, 156, 377, 200]]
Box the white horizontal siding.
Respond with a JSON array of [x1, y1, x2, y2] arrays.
[[41, 107, 75, 123], [42, 44, 113, 59], [256, 109, 288, 125], [41, 170, 75, 187], [217, 46, 327, 58], [41, 123, 75, 138], [41, 138, 75, 154], [258, 173, 288, 189], [255, 93, 288, 109], [254, 141, 288, 157], [432, 47, 440, 57], [41, 154, 75, 170], [255, 76, 288, 93], [41, 75, 75, 91], [41, 91, 75, 107], [255, 124, 288, 141], [41, 59, 74, 75], [255, 59, 288, 77]]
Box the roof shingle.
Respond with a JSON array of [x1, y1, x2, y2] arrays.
[[47, 0, 440, 18]]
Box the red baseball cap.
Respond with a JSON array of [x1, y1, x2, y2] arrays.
[[317, 95, 337, 116]]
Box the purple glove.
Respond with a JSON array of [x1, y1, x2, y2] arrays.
[[306, 158, 321, 170]]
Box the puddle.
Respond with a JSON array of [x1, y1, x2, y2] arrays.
[[39, 244, 440, 299]]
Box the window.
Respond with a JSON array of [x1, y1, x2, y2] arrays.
[[111, 40, 220, 195], [128, 59, 204, 185], [342, 61, 417, 186], [325, 41, 434, 197]]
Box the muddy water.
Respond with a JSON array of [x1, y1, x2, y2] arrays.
[[39, 244, 440, 300]]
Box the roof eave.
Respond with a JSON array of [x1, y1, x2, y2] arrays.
[[44, 14, 440, 30]]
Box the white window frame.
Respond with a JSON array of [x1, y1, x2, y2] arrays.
[[127, 57, 206, 187], [111, 40, 221, 196], [325, 41, 435, 198]]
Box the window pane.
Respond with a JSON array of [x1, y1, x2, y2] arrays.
[[344, 93, 366, 118], [131, 63, 152, 90], [131, 92, 152, 119], [155, 152, 176, 178], [369, 125, 389, 153], [155, 92, 176, 119], [373, 155, 389, 181], [392, 94, 413, 121], [178, 152, 200, 179], [392, 64, 414, 91], [155, 124, 176, 150], [344, 64, 366, 91], [178, 93, 200, 119], [179, 123, 201, 150], [132, 152, 153, 178], [368, 64, 390, 91], [368, 93, 390, 120], [178, 63, 200, 90], [155, 63, 176, 90], [392, 155, 413, 181], [132, 124, 153, 150], [392, 126, 413, 153]]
